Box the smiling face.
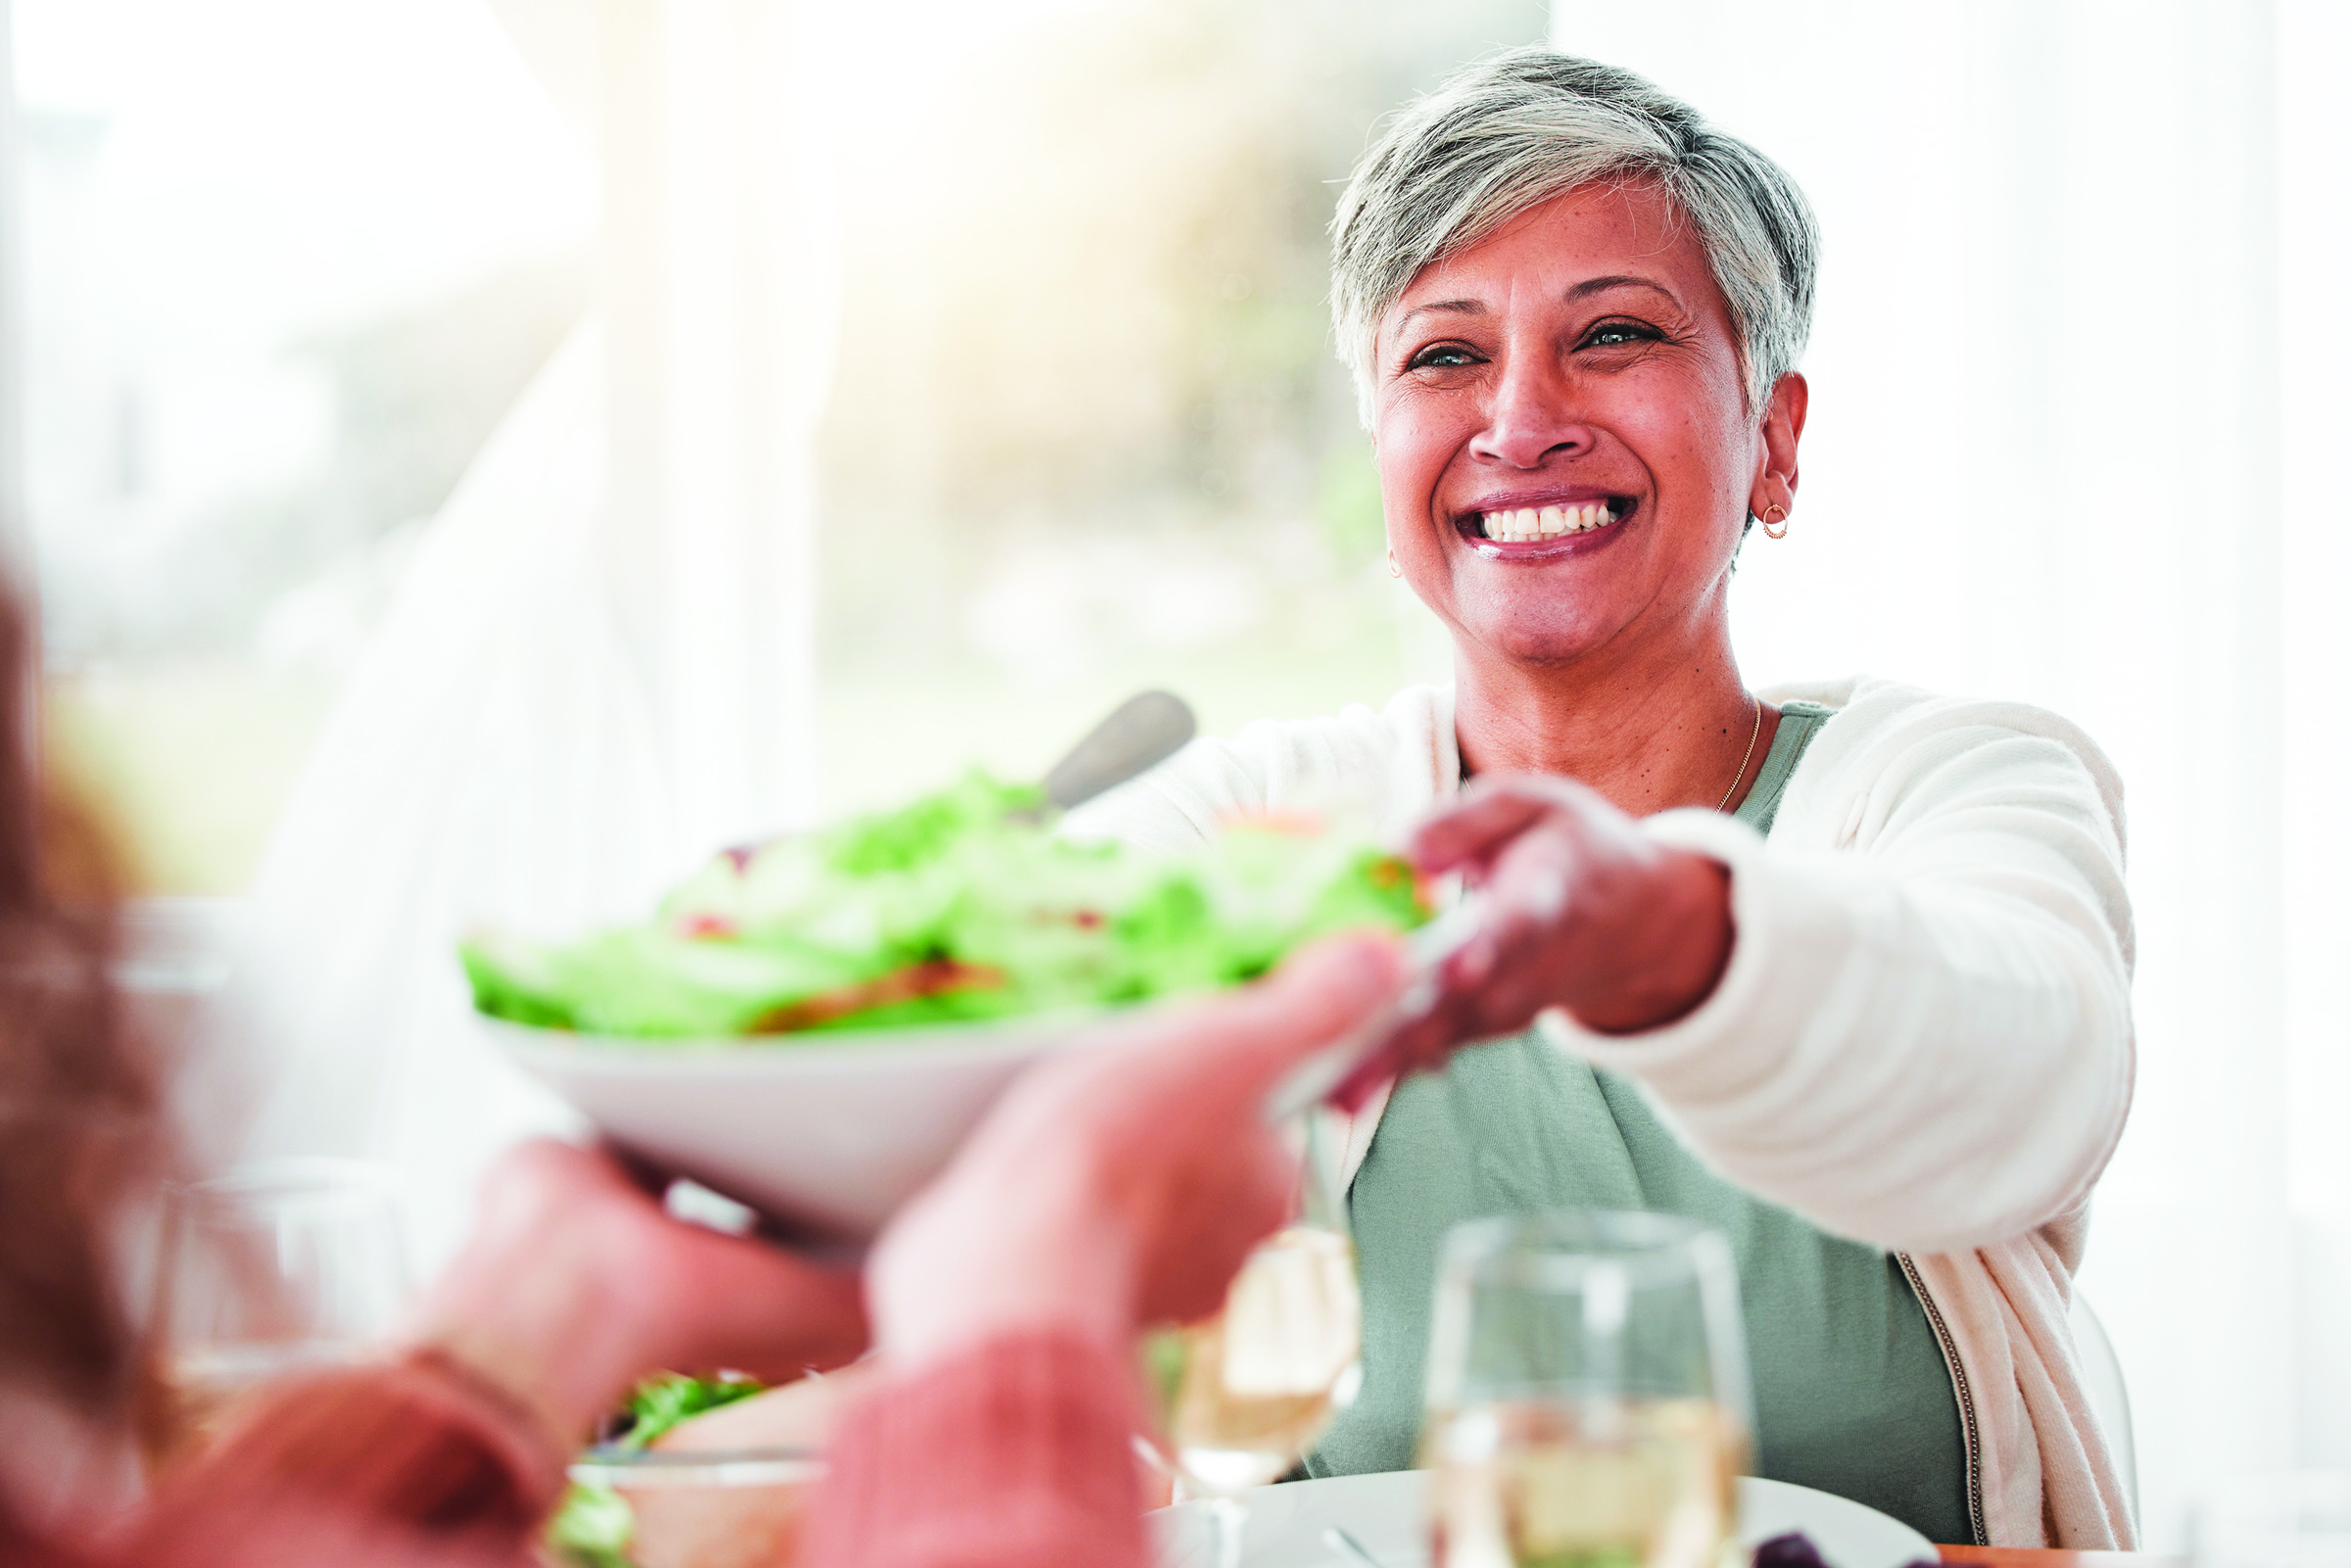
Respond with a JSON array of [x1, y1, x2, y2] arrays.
[[1372, 181, 1800, 675]]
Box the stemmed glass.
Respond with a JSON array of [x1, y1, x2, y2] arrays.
[[1147, 1113, 1363, 1568], [1420, 1211, 1753, 1568], [144, 1158, 413, 1463]]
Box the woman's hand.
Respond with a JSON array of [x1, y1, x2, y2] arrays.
[[868, 934, 1405, 1373], [1377, 774, 1734, 1078], [408, 1141, 868, 1454]]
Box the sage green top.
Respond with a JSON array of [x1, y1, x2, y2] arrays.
[[1306, 700, 1973, 1544]]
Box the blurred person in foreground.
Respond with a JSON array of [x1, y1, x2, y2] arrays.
[[0, 579, 857, 1565], [0, 561, 1405, 1565], [1069, 48, 2135, 1547]]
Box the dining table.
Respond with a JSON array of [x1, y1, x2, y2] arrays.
[[1937, 1549, 2185, 1568]]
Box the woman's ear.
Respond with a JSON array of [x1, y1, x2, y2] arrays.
[[1749, 371, 1809, 518]]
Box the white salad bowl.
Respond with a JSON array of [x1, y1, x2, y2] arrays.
[[488, 1010, 1108, 1242]]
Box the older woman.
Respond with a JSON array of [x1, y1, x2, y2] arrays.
[[1073, 49, 2135, 1548]]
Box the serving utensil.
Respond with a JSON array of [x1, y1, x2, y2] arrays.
[[1040, 689, 1196, 811]]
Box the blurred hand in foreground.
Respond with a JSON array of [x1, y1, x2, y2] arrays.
[[869, 932, 1406, 1371], [408, 1140, 868, 1452], [1342, 775, 1732, 1098]]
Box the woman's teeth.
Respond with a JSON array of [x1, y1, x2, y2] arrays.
[[1477, 501, 1614, 542]]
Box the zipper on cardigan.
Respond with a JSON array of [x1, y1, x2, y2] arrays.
[[1897, 1252, 1988, 1547]]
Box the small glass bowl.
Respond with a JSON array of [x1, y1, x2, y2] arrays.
[[548, 1444, 827, 1568]]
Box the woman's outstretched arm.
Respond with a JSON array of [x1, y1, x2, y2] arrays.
[[1383, 691, 2133, 1254]]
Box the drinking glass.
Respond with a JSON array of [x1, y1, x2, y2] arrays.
[[2197, 1472, 2351, 1568], [1420, 1211, 1753, 1568], [1148, 1114, 1363, 1568], [145, 1158, 413, 1462]]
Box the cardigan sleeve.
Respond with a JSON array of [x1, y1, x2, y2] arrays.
[[799, 1331, 1150, 1568], [1542, 691, 2135, 1254]]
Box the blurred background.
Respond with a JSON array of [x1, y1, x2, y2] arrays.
[[20, 0, 1523, 889], [11, 0, 2351, 1548]]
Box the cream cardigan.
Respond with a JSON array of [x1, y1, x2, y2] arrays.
[[1067, 675, 2137, 1547]]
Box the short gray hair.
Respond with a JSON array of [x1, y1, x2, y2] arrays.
[[1331, 48, 1819, 425]]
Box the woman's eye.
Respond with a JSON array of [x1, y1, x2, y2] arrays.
[[1583, 320, 1660, 349], [1407, 344, 1480, 370]]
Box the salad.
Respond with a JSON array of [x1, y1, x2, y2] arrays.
[[464, 771, 1428, 1039], [547, 1373, 768, 1568]]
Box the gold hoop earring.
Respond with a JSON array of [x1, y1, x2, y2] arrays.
[[1386, 546, 1403, 578], [1760, 504, 1789, 540]]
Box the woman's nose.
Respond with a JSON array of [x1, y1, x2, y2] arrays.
[[1467, 356, 1590, 469]]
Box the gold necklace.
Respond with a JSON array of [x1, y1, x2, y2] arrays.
[[1716, 694, 1763, 813]]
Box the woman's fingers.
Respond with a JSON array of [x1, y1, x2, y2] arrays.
[[1326, 820, 1593, 1095], [1430, 821, 1580, 1003], [1409, 773, 1611, 874], [1408, 785, 1559, 874], [1337, 776, 1732, 1092]]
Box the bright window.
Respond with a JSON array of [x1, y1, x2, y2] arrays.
[[17, 0, 594, 889], [15, 0, 1546, 884], [809, 0, 1544, 813]]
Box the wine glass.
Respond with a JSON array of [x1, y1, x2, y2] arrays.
[[1148, 1113, 1363, 1568], [144, 1158, 413, 1463], [1420, 1210, 1753, 1568]]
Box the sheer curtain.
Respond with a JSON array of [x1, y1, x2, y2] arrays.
[[1546, 0, 2348, 1543], [231, 0, 832, 1267]]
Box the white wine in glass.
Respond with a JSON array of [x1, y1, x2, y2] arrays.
[[1157, 1223, 1363, 1492], [1420, 1212, 1753, 1568], [1147, 1116, 1361, 1568], [1425, 1397, 1740, 1568]]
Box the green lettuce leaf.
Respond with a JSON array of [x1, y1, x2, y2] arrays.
[[617, 1371, 764, 1449], [465, 772, 1430, 1039], [542, 1374, 767, 1568], [545, 1481, 634, 1568]]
